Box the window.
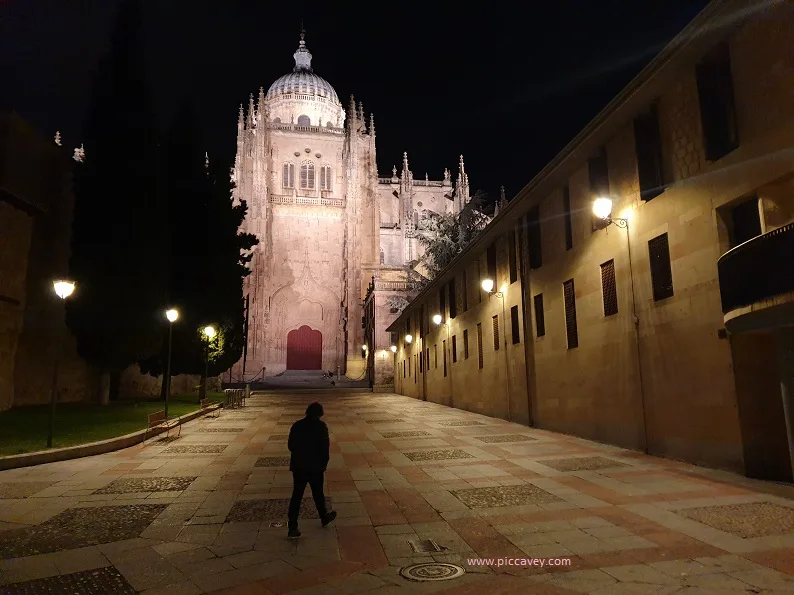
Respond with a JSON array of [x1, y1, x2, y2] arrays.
[[517, 223, 524, 274], [297, 114, 310, 126], [320, 165, 332, 191], [414, 355, 417, 383], [589, 147, 610, 199], [477, 323, 483, 369], [463, 329, 469, 359], [696, 43, 738, 161], [462, 270, 468, 311], [448, 279, 457, 319], [729, 197, 761, 248], [648, 233, 674, 301], [419, 305, 425, 340], [563, 279, 578, 349], [300, 162, 315, 189], [452, 335, 457, 363], [508, 230, 518, 283], [434, 344, 438, 368], [408, 354, 411, 377], [475, 260, 482, 304], [426, 348, 429, 371], [403, 360, 406, 378], [282, 163, 295, 188], [492, 315, 500, 351], [534, 294, 545, 338], [439, 288, 446, 319], [527, 206, 542, 269], [273, 117, 282, 124], [511, 305, 520, 344], [486, 244, 497, 283], [563, 186, 573, 250], [601, 259, 618, 316], [634, 105, 665, 201], [443, 340, 447, 377]]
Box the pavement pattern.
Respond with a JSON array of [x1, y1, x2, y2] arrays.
[[1, 391, 794, 594]]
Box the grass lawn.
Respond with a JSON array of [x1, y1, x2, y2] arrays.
[[0, 392, 225, 456]]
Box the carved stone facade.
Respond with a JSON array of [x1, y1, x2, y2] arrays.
[[230, 33, 472, 382]]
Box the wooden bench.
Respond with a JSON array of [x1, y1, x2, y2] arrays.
[[145, 410, 181, 441], [200, 398, 220, 418]]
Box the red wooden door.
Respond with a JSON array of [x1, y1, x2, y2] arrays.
[[286, 326, 323, 370]]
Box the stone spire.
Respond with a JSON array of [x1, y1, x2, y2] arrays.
[[54, 131, 62, 146], [293, 26, 312, 72], [238, 104, 244, 131], [247, 93, 255, 127], [401, 151, 410, 178], [369, 113, 375, 136], [454, 155, 470, 213], [257, 87, 266, 113], [73, 144, 85, 162]]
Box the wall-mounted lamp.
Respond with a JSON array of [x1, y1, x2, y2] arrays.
[[405, 334, 413, 344], [432, 314, 443, 325], [592, 197, 627, 228], [390, 345, 397, 353], [481, 278, 503, 298]]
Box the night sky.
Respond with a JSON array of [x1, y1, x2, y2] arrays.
[[1, 0, 708, 203]]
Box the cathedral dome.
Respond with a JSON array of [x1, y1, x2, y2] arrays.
[[265, 32, 340, 105]]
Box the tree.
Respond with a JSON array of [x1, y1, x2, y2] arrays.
[[138, 102, 256, 399], [414, 191, 490, 285], [66, 0, 168, 403]]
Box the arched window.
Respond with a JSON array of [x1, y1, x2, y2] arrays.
[[320, 165, 332, 191], [273, 117, 282, 124], [300, 162, 315, 190], [282, 163, 295, 188], [297, 115, 310, 126], [326, 121, 334, 128]]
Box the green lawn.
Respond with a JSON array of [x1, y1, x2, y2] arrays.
[[0, 392, 224, 456]]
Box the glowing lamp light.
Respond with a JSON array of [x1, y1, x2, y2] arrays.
[[362, 344, 368, 351], [53, 280, 75, 300], [165, 308, 179, 323], [203, 325, 216, 338], [405, 334, 413, 344], [593, 197, 613, 220], [390, 345, 397, 353], [432, 314, 443, 325], [481, 279, 494, 293]]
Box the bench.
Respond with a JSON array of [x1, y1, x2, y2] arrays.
[[200, 398, 220, 418], [145, 410, 181, 442]]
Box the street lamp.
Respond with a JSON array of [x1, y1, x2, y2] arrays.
[[390, 345, 397, 353], [405, 334, 413, 344], [164, 309, 179, 419], [48, 280, 75, 448], [432, 314, 443, 325], [201, 325, 216, 400], [481, 277, 511, 420], [592, 197, 628, 228]]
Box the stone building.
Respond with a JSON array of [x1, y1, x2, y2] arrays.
[[230, 32, 472, 384], [388, 0, 794, 480]]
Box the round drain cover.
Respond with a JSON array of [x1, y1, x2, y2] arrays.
[[400, 563, 465, 582]]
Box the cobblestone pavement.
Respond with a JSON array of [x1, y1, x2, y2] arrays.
[[2, 392, 794, 594]]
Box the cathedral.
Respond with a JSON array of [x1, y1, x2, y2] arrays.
[[230, 31, 473, 385]]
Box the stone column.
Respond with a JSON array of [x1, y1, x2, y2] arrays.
[[776, 327, 794, 477]]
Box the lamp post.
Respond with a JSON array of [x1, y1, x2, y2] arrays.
[[164, 309, 179, 419], [48, 280, 75, 448], [481, 278, 512, 421], [592, 197, 648, 453], [433, 314, 454, 407], [201, 325, 216, 400]]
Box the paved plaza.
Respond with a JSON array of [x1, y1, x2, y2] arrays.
[[2, 392, 794, 594]]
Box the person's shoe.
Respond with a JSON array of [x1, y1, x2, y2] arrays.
[[288, 527, 301, 539], [321, 511, 337, 527]]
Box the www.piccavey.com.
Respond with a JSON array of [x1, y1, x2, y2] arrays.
[[467, 557, 572, 568]]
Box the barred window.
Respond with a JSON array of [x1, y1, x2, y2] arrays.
[[601, 259, 618, 316], [452, 335, 457, 363], [477, 323, 483, 369], [320, 165, 332, 190], [300, 162, 315, 189], [492, 315, 500, 351], [463, 329, 469, 359], [649, 233, 674, 300], [511, 305, 520, 344], [533, 294, 545, 338], [563, 279, 578, 349], [282, 163, 295, 188]]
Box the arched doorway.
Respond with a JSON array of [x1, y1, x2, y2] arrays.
[[287, 326, 322, 370]]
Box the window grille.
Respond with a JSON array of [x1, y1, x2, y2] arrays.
[[283, 163, 295, 188], [601, 259, 618, 316], [648, 233, 674, 300], [492, 315, 500, 351], [320, 165, 332, 190], [511, 305, 520, 344], [300, 162, 315, 189], [563, 279, 578, 349], [477, 323, 483, 369]]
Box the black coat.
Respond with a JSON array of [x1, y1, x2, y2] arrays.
[[288, 417, 330, 474]]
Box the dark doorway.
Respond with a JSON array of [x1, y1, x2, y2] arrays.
[[730, 198, 762, 248], [286, 326, 322, 370]]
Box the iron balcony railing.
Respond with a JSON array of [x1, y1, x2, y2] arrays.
[[717, 222, 794, 314]]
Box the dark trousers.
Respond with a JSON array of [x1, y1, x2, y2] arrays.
[[288, 472, 327, 529]]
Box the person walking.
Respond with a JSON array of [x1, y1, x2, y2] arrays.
[[287, 402, 337, 538]]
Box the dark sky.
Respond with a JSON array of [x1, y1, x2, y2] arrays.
[[1, 0, 708, 202]]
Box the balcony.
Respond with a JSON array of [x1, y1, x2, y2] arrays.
[[718, 222, 794, 333]]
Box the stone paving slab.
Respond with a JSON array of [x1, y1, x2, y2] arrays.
[[3, 391, 794, 594]]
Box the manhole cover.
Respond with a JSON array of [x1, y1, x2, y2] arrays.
[[400, 563, 464, 582]]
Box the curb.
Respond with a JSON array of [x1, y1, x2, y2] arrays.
[[0, 404, 222, 471]]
